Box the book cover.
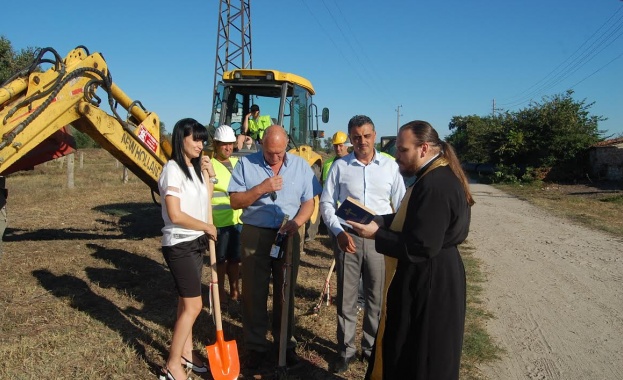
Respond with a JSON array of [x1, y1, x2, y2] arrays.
[[336, 196, 376, 224]]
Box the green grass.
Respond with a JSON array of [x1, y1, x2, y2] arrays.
[[460, 243, 502, 379]]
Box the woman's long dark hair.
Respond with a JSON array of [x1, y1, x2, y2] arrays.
[[170, 118, 209, 182], [401, 120, 475, 206]]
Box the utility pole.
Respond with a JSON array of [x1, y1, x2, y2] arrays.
[[492, 99, 496, 118], [395, 105, 402, 135]]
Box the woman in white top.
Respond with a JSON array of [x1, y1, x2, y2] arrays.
[[158, 118, 217, 380]]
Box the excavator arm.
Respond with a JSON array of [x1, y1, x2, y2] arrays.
[[0, 46, 171, 193]]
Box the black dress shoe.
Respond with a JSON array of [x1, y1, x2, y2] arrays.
[[286, 348, 303, 369], [244, 350, 266, 370], [360, 352, 371, 363], [332, 355, 355, 374]]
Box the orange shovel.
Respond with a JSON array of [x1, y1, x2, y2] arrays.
[[204, 169, 240, 380]]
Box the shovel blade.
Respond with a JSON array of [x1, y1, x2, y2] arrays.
[[206, 331, 240, 380]]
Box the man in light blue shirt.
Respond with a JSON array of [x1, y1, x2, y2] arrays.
[[320, 115, 405, 374], [229, 125, 322, 370]]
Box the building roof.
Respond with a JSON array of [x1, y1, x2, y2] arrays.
[[592, 137, 623, 148]]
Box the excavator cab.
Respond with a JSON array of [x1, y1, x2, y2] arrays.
[[210, 69, 328, 154]]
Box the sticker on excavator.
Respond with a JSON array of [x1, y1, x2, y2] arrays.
[[137, 125, 158, 153]]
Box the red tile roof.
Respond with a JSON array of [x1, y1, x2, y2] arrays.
[[592, 137, 623, 147]]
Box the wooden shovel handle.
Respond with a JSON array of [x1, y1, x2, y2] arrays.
[[204, 169, 223, 332]]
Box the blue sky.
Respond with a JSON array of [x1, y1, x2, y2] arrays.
[[3, 0, 622, 140]]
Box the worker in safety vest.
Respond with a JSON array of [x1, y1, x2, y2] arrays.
[[241, 104, 272, 146], [211, 125, 243, 302], [321, 131, 352, 184]]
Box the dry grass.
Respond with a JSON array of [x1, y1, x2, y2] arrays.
[[0, 148, 495, 379], [495, 181, 623, 237]]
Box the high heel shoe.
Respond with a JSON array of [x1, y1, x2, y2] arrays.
[[182, 356, 208, 373], [158, 367, 190, 380]]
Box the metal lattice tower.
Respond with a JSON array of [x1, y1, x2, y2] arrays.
[[212, 0, 252, 96]]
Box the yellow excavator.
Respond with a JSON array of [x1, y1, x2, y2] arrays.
[[210, 68, 329, 239], [0, 46, 171, 194]]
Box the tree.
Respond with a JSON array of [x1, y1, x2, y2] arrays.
[[447, 90, 606, 182], [69, 126, 99, 148], [0, 36, 37, 84]]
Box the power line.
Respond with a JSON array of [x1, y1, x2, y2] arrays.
[[499, 5, 623, 108], [569, 50, 623, 88], [298, 0, 392, 104], [297, 0, 377, 94]]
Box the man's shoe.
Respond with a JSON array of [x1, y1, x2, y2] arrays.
[[360, 351, 371, 363], [244, 350, 265, 370], [286, 348, 303, 369], [332, 355, 355, 374]]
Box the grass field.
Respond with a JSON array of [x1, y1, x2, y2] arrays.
[[0, 149, 497, 379]]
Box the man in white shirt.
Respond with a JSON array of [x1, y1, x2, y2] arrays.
[[320, 115, 406, 374]]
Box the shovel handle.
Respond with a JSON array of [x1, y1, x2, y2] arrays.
[[204, 169, 223, 332], [277, 234, 294, 368]]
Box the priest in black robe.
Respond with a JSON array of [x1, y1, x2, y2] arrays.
[[350, 120, 475, 380]]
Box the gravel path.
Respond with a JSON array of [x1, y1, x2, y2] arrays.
[[469, 183, 623, 380]]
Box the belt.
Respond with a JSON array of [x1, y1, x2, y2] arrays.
[[248, 225, 280, 232]]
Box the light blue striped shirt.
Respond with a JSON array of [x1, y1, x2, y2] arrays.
[[228, 151, 322, 228], [320, 150, 406, 237]]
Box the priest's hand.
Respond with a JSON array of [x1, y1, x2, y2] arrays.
[[349, 220, 379, 239]]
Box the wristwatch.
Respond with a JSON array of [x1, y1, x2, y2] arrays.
[[209, 177, 218, 184]]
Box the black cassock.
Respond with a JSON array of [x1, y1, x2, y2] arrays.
[[366, 162, 471, 380]]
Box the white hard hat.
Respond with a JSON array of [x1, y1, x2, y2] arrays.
[[214, 125, 236, 143]]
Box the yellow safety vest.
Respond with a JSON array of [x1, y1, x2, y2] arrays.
[[321, 156, 336, 184], [248, 115, 272, 140], [211, 157, 242, 227]]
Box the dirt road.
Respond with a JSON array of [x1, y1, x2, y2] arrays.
[[470, 183, 623, 380]]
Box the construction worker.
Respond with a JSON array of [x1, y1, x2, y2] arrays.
[[238, 104, 272, 150], [321, 131, 352, 184], [212, 125, 243, 302]]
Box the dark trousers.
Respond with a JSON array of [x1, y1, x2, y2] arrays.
[[240, 224, 303, 352]]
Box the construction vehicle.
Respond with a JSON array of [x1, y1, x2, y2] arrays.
[[0, 46, 171, 196], [209, 68, 328, 239], [380, 135, 397, 157], [210, 68, 327, 164]]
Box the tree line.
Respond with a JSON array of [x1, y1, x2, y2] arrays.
[[445, 90, 610, 183]]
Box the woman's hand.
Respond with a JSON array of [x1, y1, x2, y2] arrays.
[[349, 220, 380, 239], [205, 224, 217, 241], [201, 156, 216, 178]]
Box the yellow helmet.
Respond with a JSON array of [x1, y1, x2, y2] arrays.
[[332, 131, 348, 145]]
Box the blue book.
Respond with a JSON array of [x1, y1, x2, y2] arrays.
[[336, 196, 376, 224]]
